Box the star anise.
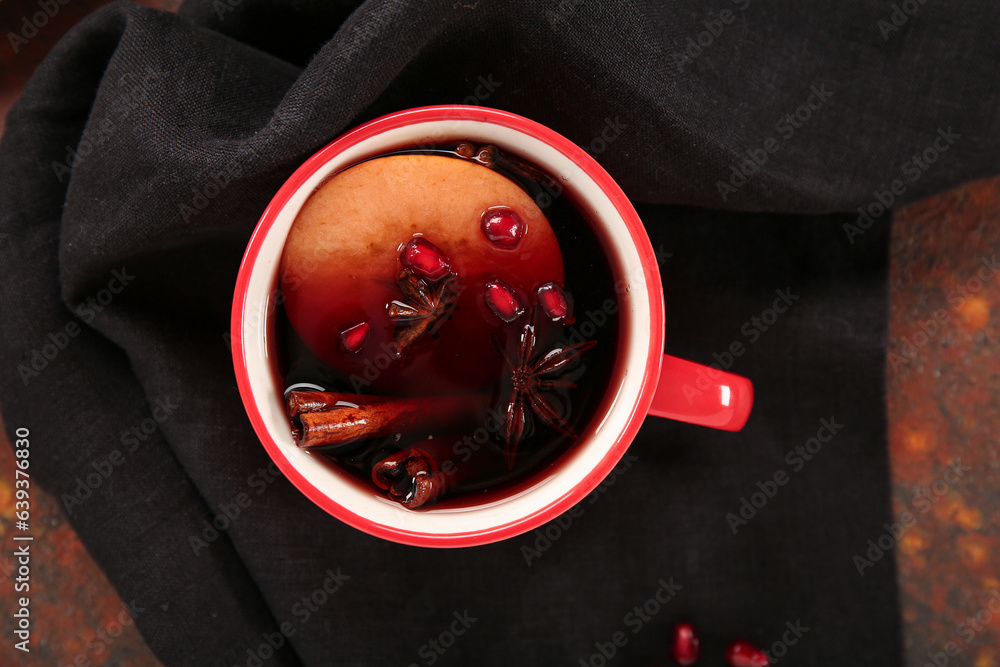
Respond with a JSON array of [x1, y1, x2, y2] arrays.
[[492, 311, 596, 468], [387, 268, 459, 356]]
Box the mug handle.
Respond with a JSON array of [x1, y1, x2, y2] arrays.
[[648, 355, 753, 431]]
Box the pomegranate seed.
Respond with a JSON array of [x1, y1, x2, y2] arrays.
[[536, 282, 570, 321], [400, 237, 451, 282], [670, 622, 700, 665], [726, 639, 769, 667], [481, 207, 525, 249], [483, 279, 524, 323], [339, 321, 370, 353]]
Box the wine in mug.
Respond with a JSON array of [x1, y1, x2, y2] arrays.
[[277, 141, 621, 509]]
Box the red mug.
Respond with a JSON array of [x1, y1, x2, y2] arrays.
[[231, 106, 752, 547]]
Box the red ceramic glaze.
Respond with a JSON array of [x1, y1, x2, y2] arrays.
[[650, 355, 753, 431], [232, 106, 753, 547]]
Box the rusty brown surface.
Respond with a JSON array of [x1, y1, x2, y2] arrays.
[[889, 181, 1000, 667], [1, 3, 178, 665], [0, 0, 182, 137], [1, 1, 999, 665], [0, 414, 159, 666]]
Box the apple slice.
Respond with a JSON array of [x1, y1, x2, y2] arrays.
[[280, 153, 565, 394]]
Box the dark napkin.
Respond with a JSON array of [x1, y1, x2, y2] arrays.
[[4, 0, 998, 664]]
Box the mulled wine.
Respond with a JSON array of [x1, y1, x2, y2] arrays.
[[276, 141, 620, 509]]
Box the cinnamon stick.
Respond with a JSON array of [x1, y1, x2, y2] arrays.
[[371, 442, 451, 509], [288, 391, 487, 449], [286, 390, 344, 417], [370, 436, 502, 509]]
